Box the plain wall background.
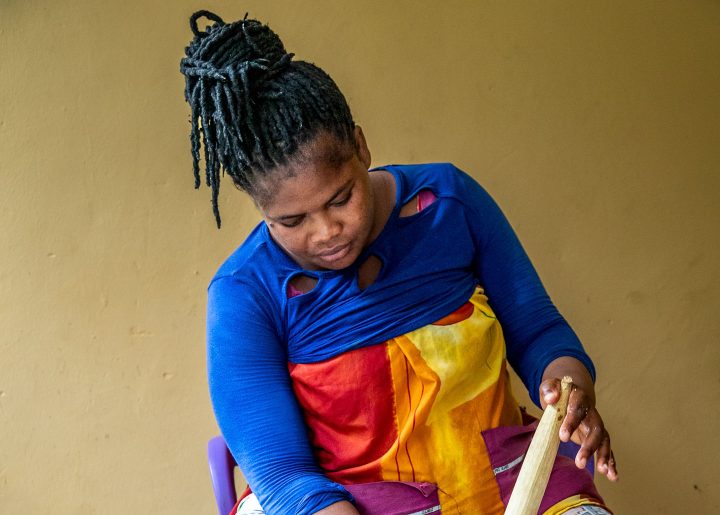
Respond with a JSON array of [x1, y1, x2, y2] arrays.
[[1, 0, 718, 513]]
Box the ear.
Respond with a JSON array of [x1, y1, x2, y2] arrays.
[[354, 125, 372, 169]]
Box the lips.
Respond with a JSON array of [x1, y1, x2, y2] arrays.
[[318, 243, 351, 262]]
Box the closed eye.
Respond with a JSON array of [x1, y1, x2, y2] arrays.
[[279, 216, 304, 228], [330, 190, 352, 207]]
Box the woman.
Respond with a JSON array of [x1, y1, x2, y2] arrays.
[[180, 10, 617, 514]]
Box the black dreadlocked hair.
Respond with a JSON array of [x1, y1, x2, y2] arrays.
[[180, 10, 357, 227]]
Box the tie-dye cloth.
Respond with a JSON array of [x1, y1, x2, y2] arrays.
[[208, 163, 600, 513], [289, 288, 607, 513]]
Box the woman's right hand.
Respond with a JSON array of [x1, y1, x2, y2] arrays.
[[540, 357, 618, 481]]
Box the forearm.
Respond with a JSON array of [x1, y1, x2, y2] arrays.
[[457, 167, 595, 405]]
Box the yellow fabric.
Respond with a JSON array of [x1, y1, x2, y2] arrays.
[[379, 288, 523, 512], [543, 494, 612, 514]]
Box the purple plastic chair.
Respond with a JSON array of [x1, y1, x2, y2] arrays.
[[208, 435, 239, 515], [207, 435, 593, 515]]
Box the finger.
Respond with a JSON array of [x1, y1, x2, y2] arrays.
[[606, 450, 619, 481], [575, 421, 605, 469], [596, 445, 619, 480], [594, 433, 613, 476], [560, 387, 591, 442], [539, 377, 562, 408], [598, 442, 619, 482]]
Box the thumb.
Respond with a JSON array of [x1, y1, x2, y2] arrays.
[[539, 377, 561, 408]]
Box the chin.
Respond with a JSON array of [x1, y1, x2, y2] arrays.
[[317, 255, 354, 271]]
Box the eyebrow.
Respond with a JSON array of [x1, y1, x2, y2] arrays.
[[272, 179, 354, 222]]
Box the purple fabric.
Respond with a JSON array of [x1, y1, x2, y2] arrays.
[[558, 440, 595, 475], [210, 431, 600, 514], [482, 422, 602, 513], [345, 482, 440, 515], [210, 434, 440, 515]]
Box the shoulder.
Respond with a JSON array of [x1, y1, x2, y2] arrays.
[[210, 221, 295, 288], [207, 223, 289, 322], [383, 162, 460, 188], [383, 162, 490, 205], [211, 223, 270, 284]]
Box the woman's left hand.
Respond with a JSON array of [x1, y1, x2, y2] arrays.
[[539, 357, 619, 481]]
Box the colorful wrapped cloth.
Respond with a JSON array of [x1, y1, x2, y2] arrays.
[[289, 289, 607, 513]]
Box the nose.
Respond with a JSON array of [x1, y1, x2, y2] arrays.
[[310, 211, 342, 245]]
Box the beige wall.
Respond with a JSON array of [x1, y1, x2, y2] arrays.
[[1, 1, 718, 513]]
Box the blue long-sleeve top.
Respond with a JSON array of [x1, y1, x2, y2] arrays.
[[207, 163, 595, 513]]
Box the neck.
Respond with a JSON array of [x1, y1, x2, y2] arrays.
[[367, 170, 396, 244]]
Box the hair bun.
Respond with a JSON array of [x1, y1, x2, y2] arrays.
[[181, 12, 294, 87], [185, 10, 288, 63], [233, 16, 287, 63]]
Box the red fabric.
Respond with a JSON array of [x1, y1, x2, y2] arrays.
[[288, 345, 397, 483], [229, 485, 252, 515]]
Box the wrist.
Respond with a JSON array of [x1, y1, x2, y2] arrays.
[[541, 356, 595, 404]]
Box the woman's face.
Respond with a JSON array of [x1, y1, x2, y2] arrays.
[[255, 127, 376, 271]]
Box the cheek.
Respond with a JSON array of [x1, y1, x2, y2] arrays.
[[348, 192, 372, 227], [271, 227, 307, 253]]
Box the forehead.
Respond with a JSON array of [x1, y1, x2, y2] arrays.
[[291, 131, 355, 170], [255, 133, 355, 211]]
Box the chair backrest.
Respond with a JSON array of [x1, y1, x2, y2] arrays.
[[207, 435, 238, 515]]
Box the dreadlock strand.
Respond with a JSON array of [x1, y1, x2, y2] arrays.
[[184, 78, 203, 189], [213, 26, 248, 67], [226, 68, 250, 152], [220, 83, 244, 166], [218, 82, 246, 177], [189, 10, 224, 37], [198, 79, 216, 189], [190, 109, 202, 188], [268, 103, 296, 156], [197, 22, 234, 62], [240, 18, 266, 57], [210, 158, 222, 228]]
